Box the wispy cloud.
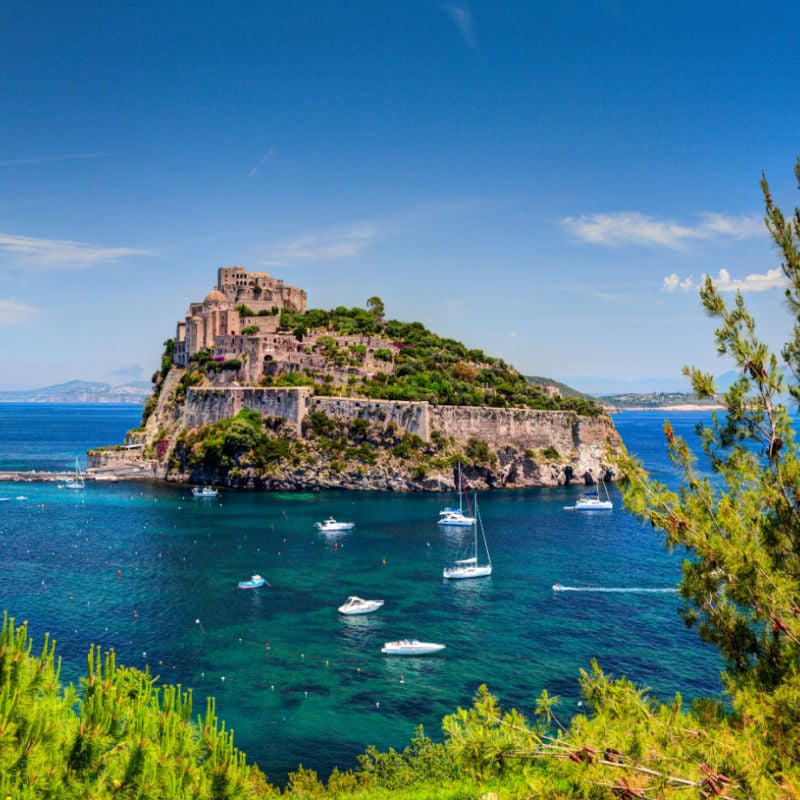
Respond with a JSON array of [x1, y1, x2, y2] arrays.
[[0, 232, 153, 271], [247, 148, 275, 179], [586, 289, 631, 303], [0, 153, 104, 168], [662, 267, 787, 294], [0, 297, 38, 326], [443, 3, 475, 48], [260, 221, 381, 266], [561, 211, 764, 249]]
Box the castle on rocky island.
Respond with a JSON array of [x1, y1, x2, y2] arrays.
[[88, 265, 620, 491], [173, 266, 400, 386]]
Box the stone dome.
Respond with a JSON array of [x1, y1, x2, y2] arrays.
[[204, 289, 227, 307]]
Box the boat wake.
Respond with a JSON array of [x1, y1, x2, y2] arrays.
[[552, 584, 677, 594]]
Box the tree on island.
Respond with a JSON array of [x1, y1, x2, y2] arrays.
[[366, 295, 385, 319]]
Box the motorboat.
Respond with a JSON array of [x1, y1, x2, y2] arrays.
[[571, 480, 613, 511], [192, 486, 219, 498], [338, 596, 384, 615], [437, 462, 475, 526], [315, 517, 355, 532], [443, 493, 492, 579], [381, 639, 446, 655], [438, 509, 476, 526], [237, 574, 267, 589]]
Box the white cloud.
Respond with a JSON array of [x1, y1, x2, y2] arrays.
[[561, 211, 764, 249], [260, 221, 381, 266], [0, 297, 38, 326], [710, 267, 787, 293], [0, 232, 153, 271], [662, 268, 786, 294], [444, 3, 475, 47], [662, 273, 696, 292]]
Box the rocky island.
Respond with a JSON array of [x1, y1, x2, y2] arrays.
[[89, 266, 622, 490]]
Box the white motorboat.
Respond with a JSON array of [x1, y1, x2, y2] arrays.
[[192, 486, 219, 498], [437, 463, 475, 526], [315, 517, 355, 532], [381, 639, 446, 655], [443, 493, 492, 579], [571, 480, 613, 511], [338, 596, 384, 615], [438, 509, 476, 526]]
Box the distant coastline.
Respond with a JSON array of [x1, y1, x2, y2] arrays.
[[613, 403, 725, 412], [0, 380, 149, 405]]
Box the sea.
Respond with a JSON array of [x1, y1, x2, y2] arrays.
[[0, 403, 724, 785]]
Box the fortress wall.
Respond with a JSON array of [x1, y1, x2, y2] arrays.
[[177, 387, 614, 456], [430, 405, 614, 453], [310, 396, 430, 439], [183, 387, 310, 434]]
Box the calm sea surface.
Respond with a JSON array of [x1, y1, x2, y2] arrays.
[[0, 403, 723, 784]]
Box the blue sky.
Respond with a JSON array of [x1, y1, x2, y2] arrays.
[[2, 1, 799, 393]]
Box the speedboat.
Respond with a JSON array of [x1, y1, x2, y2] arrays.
[[315, 517, 355, 532], [381, 639, 446, 655], [192, 486, 219, 498], [237, 574, 267, 589], [338, 596, 384, 615]]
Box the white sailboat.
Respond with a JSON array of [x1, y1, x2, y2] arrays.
[[570, 480, 613, 511], [64, 457, 85, 490], [437, 462, 475, 526], [443, 493, 492, 579]]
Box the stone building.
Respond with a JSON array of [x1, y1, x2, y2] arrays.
[[173, 266, 307, 374]]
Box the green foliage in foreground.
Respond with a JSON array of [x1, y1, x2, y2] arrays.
[[0, 611, 270, 799]]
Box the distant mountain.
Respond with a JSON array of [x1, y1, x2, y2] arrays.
[[559, 371, 739, 396], [0, 380, 150, 404]]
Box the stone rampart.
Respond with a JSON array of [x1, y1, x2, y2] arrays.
[[429, 405, 612, 452], [183, 386, 310, 434], [176, 387, 614, 455], [310, 396, 430, 439]]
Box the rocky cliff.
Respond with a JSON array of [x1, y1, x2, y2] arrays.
[[88, 367, 623, 491]]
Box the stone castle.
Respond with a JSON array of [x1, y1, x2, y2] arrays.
[[87, 265, 620, 490], [173, 266, 398, 386]]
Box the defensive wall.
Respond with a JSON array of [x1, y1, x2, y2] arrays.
[[179, 386, 612, 452]]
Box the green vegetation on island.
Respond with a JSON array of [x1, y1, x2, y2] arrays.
[[273, 306, 602, 415]]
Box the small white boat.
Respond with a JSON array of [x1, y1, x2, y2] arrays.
[[192, 486, 219, 498], [237, 574, 267, 589], [381, 639, 446, 655], [437, 463, 475, 526], [571, 480, 613, 511], [315, 517, 354, 532], [438, 510, 476, 526], [338, 596, 384, 615], [64, 457, 85, 490]]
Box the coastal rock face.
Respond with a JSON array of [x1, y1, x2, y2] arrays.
[[89, 371, 622, 490]]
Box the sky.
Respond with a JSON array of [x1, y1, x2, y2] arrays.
[[2, 1, 800, 394]]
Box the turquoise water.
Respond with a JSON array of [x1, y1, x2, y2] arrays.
[[0, 404, 723, 784]]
